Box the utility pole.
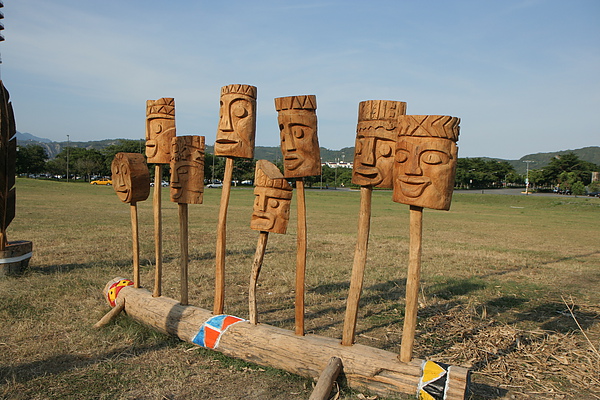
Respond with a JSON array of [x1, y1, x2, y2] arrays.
[[66, 135, 70, 182]]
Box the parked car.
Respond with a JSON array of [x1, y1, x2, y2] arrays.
[[207, 182, 223, 188], [150, 181, 169, 187], [90, 178, 112, 185]]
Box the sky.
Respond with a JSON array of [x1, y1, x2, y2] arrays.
[[2, 0, 599, 160]]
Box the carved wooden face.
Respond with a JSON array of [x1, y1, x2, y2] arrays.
[[251, 186, 292, 234], [111, 153, 151, 204], [215, 89, 256, 159], [170, 136, 205, 204], [278, 109, 321, 178], [250, 160, 293, 234], [393, 136, 458, 210], [146, 98, 176, 164], [352, 120, 397, 188]]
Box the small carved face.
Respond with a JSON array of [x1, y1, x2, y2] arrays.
[[352, 120, 397, 188], [393, 137, 458, 210], [215, 92, 256, 158], [111, 153, 150, 204], [145, 98, 176, 164], [278, 110, 320, 178], [251, 187, 292, 234], [170, 136, 205, 204]]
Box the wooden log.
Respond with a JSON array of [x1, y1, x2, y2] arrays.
[[214, 157, 234, 314], [153, 165, 163, 297], [179, 203, 189, 305], [103, 277, 470, 400], [295, 178, 307, 336], [400, 205, 423, 362], [342, 186, 372, 346], [309, 356, 343, 400], [248, 231, 269, 325], [130, 203, 140, 288]]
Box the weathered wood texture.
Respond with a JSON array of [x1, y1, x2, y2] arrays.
[[400, 205, 423, 363], [309, 356, 343, 400], [103, 278, 469, 400], [214, 157, 234, 315], [0, 81, 16, 251], [179, 203, 189, 305], [170, 135, 205, 204], [111, 152, 151, 204], [215, 84, 257, 159], [145, 98, 176, 164], [248, 231, 268, 325], [295, 178, 307, 336], [393, 115, 460, 211], [352, 100, 406, 188], [342, 186, 372, 346], [153, 165, 163, 297], [130, 204, 140, 288], [275, 95, 321, 178]]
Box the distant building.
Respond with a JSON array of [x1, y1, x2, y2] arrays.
[[322, 161, 353, 169]]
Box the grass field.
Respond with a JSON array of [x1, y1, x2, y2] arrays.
[[0, 178, 598, 399]]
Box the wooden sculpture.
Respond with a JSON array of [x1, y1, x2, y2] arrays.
[[0, 81, 33, 276], [342, 100, 406, 346], [170, 135, 205, 305], [214, 84, 257, 315], [103, 277, 470, 399], [248, 160, 292, 324], [111, 152, 151, 287], [146, 97, 176, 297], [274, 94, 320, 336], [393, 115, 460, 363]]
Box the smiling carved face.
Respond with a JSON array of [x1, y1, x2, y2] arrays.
[[393, 136, 458, 210]]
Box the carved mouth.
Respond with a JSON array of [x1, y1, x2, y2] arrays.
[[354, 166, 382, 185], [284, 154, 303, 170], [398, 175, 431, 198], [251, 212, 275, 230], [216, 139, 238, 145]]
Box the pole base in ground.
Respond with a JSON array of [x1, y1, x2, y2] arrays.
[[0, 240, 33, 277]]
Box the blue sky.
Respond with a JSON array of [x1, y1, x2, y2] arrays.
[[2, 0, 599, 159]]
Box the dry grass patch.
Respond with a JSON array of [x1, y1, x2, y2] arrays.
[[0, 179, 598, 399]]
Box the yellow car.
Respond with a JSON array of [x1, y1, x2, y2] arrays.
[[90, 178, 112, 185]]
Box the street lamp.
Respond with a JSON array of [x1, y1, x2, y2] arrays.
[[523, 160, 534, 194], [66, 135, 70, 182]]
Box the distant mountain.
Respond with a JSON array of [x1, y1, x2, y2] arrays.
[[16, 131, 52, 143], [13, 132, 599, 174]]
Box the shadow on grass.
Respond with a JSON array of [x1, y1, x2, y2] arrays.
[[0, 340, 176, 385]]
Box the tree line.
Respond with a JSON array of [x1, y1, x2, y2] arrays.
[[16, 140, 599, 193]]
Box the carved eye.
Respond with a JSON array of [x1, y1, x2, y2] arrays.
[[377, 142, 392, 158], [153, 123, 163, 134], [421, 151, 449, 165], [268, 198, 280, 208], [233, 103, 248, 118], [293, 127, 304, 139], [355, 140, 363, 155], [395, 149, 409, 163]]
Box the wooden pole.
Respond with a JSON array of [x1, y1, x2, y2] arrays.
[[214, 157, 234, 315], [309, 357, 343, 400], [342, 186, 372, 346], [93, 297, 125, 329], [249, 231, 269, 325], [400, 205, 423, 362], [130, 203, 140, 288], [153, 165, 163, 298], [179, 203, 189, 306], [295, 178, 307, 336], [103, 277, 470, 400]]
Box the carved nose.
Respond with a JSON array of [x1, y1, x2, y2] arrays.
[[219, 113, 233, 132], [362, 138, 376, 166]]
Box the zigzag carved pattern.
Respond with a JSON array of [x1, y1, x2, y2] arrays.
[[397, 115, 460, 142]]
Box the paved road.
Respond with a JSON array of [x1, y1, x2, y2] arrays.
[[454, 188, 593, 197]]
